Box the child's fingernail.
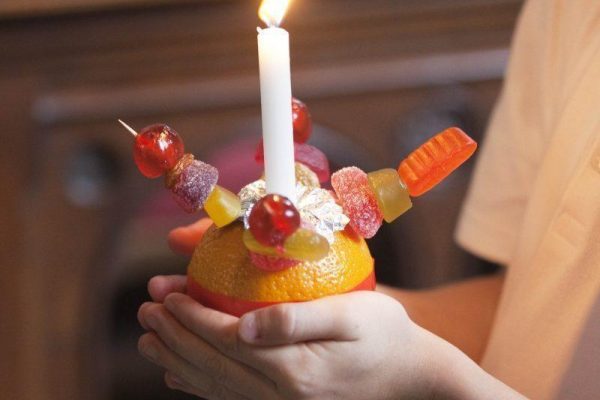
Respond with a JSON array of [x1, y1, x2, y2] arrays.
[[239, 313, 259, 342]]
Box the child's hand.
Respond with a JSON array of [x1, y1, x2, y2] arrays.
[[167, 217, 213, 256], [138, 291, 446, 400]]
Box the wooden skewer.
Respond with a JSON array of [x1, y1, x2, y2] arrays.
[[118, 119, 138, 137]]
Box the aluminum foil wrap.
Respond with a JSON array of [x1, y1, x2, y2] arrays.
[[238, 180, 349, 244]]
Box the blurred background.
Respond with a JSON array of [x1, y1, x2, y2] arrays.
[[0, 0, 523, 399]]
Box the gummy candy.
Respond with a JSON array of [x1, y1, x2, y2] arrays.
[[292, 97, 312, 143], [248, 194, 301, 247], [367, 168, 412, 223], [170, 159, 218, 213], [255, 141, 330, 183], [243, 228, 329, 262], [283, 228, 330, 261], [204, 185, 242, 228], [331, 167, 383, 239], [243, 229, 279, 256], [134, 124, 184, 178], [165, 153, 195, 189], [398, 127, 477, 197], [294, 143, 330, 183]]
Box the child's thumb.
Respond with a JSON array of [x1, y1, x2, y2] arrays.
[[238, 295, 361, 345]]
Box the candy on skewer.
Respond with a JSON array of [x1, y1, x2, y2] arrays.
[[119, 121, 235, 220], [122, 102, 478, 273], [248, 194, 300, 248], [367, 168, 412, 223], [398, 127, 477, 197], [331, 167, 383, 239], [118, 119, 138, 137]]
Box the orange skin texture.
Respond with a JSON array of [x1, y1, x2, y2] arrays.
[[187, 223, 375, 317]]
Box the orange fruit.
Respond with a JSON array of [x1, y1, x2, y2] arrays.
[[187, 222, 375, 316]]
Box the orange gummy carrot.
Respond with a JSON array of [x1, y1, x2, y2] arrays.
[[398, 127, 477, 197]]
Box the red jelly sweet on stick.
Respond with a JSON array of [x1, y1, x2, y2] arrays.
[[398, 127, 477, 197], [133, 123, 185, 178], [121, 120, 225, 215], [292, 97, 312, 143]]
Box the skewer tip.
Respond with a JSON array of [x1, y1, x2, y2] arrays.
[[118, 119, 138, 137]]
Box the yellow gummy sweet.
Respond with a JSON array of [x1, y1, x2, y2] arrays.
[[283, 228, 330, 261], [367, 168, 412, 223], [242, 228, 330, 262], [204, 185, 242, 228], [242, 229, 279, 257]]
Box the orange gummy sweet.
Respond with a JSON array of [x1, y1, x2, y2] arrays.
[[398, 127, 477, 197]]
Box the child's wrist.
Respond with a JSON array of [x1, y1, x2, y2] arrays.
[[426, 335, 524, 400], [412, 325, 481, 400]]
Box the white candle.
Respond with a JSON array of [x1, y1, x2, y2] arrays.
[[258, 0, 296, 202]]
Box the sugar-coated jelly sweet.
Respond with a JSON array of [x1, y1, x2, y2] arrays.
[[331, 167, 383, 239]]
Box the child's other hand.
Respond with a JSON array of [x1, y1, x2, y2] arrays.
[[138, 217, 212, 328], [138, 291, 445, 400], [167, 217, 213, 256]]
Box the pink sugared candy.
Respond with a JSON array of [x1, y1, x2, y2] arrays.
[[255, 140, 330, 183], [171, 159, 219, 213], [249, 252, 300, 272], [331, 167, 383, 238]]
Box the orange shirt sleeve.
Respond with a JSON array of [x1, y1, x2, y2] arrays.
[[455, 0, 558, 265]]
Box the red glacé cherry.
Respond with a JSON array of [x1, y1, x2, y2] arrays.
[[292, 97, 312, 143], [133, 124, 185, 178], [249, 194, 301, 247]]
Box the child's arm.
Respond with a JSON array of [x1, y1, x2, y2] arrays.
[[378, 272, 504, 362]]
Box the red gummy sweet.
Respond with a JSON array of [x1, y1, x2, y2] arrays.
[[134, 124, 185, 178], [255, 141, 330, 183], [249, 252, 300, 272], [331, 167, 383, 239], [249, 194, 301, 247], [292, 97, 312, 143], [398, 127, 477, 197]]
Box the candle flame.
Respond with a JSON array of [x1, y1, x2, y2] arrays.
[[259, 0, 291, 27]]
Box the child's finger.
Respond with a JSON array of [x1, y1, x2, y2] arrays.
[[168, 218, 213, 256], [148, 275, 188, 303], [238, 293, 363, 346]]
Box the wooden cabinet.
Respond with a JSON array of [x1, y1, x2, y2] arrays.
[[0, 1, 522, 398]]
